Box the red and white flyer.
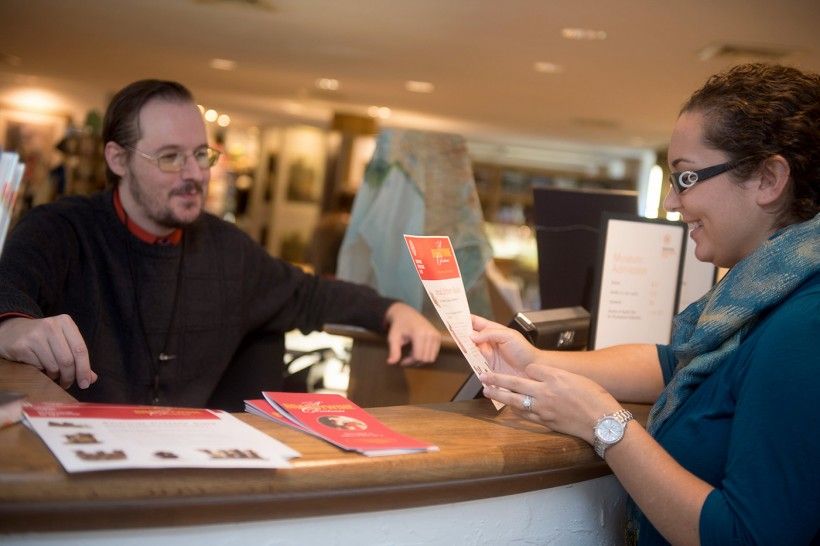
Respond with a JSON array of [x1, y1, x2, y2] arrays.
[[255, 392, 438, 457], [22, 402, 299, 473], [404, 234, 502, 409]]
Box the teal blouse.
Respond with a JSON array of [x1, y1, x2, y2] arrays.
[[637, 272, 820, 545]]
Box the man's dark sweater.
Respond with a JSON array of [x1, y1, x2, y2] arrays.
[[0, 190, 393, 409]]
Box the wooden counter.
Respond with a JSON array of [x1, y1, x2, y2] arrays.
[[0, 360, 646, 536]]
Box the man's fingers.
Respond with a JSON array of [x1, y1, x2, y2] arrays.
[[59, 318, 93, 389], [386, 331, 403, 365], [46, 335, 77, 389], [410, 332, 440, 364], [23, 346, 58, 380]]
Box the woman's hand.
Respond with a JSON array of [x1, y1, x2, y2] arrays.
[[470, 315, 539, 377], [479, 365, 622, 444]]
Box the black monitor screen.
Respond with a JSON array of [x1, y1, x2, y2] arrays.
[[533, 186, 638, 311]]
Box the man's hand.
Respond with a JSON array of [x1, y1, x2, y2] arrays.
[[383, 302, 441, 366], [0, 315, 97, 389]]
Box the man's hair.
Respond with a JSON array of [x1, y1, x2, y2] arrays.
[[102, 79, 195, 186], [682, 63, 820, 224]]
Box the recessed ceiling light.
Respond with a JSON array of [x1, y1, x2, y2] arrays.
[[561, 27, 607, 40], [405, 80, 434, 93], [315, 78, 340, 91], [217, 114, 231, 127], [204, 109, 218, 122], [697, 43, 791, 62], [367, 106, 391, 119], [6, 88, 61, 112], [534, 62, 563, 74], [210, 58, 237, 71]]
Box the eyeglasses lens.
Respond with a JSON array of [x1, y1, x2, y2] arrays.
[[156, 149, 219, 172]]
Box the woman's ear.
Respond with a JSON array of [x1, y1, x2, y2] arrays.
[[755, 154, 791, 207], [104, 141, 128, 177]]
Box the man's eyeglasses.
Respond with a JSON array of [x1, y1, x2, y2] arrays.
[[125, 145, 221, 173], [668, 160, 740, 194]]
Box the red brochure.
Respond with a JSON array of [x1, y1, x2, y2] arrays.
[[245, 399, 313, 434], [248, 392, 438, 457]]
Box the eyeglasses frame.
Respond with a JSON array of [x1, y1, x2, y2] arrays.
[[123, 144, 221, 173]]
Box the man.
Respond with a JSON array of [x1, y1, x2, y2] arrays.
[[0, 79, 440, 410]]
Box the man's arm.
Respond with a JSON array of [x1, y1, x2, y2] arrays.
[[0, 204, 97, 390]]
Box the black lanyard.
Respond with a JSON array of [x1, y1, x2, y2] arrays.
[[126, 233, 185, 405]]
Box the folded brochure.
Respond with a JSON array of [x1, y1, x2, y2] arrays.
[[246, 392, 438, 456], [404, 234, 503, 409], [22, 402, 299, 473]]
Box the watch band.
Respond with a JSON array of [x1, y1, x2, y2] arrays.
[[593, 408, 633, 459]]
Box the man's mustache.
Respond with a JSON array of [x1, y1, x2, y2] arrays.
[[170, 181, 204, 197]]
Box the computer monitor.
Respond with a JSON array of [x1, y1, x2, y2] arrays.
[[533, 186, 638, 312]]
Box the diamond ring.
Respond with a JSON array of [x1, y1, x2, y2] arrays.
[[522, 394, 534, 412]]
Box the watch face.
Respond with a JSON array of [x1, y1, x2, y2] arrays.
[[595, 417, 624, 443]]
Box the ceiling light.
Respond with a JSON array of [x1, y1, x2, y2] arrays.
[[697, 43, 791, 62], [315, 78, 340, 91], [6, 88, 62, 113], [217, 114, 231, 127], [367, 106, 391, 119], [534, 62, 563, 74], [204, 109, 218, 122], [405, 80, 434, 93], [210, 58, 237, 71], [561, 27, 607, 40]]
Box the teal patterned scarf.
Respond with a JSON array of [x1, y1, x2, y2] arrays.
[[628, 213, 820, 544], [646, 212, 820, 435]]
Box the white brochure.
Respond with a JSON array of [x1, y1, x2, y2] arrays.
[[23, 402, 299, 473], [404, 235, 502, 409]]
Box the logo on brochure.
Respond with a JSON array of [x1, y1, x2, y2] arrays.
[[298, 401, 324, 413], [296, 401, 355, 413], [317, 415, 369, 431]]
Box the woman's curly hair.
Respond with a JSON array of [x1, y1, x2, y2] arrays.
[[682, 63, 820, 224]]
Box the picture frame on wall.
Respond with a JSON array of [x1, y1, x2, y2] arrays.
[[286, 156, 319, 203]]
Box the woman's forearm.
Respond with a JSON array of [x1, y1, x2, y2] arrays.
[[606, 423, 712, 546], [535, 344, 664, 403]]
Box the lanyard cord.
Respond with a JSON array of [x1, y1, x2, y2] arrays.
[[125, 231, 186, 405]]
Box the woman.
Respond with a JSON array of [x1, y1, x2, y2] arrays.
[[473, 63, 819, 545]]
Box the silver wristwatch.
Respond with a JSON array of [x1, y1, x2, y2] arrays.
[[593, 409, 633, 459]]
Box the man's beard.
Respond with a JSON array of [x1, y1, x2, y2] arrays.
[[126, 168, 204, 230]]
